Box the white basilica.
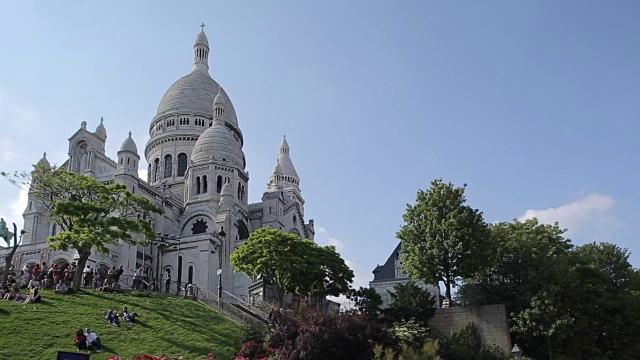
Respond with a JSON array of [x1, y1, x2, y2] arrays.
[[8, 27, 315, 303]]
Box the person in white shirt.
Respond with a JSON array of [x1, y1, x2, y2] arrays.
[[55, 280, 68, 294], [84, 328, 103, 352]]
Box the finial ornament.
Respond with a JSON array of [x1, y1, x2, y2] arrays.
[[129, 131, 132, 137], [100, 117, 104, 123], [201, 23, 205, 31], [43, 152, 47, 158]]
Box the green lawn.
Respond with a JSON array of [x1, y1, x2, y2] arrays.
[[0, 289, 243, 360]]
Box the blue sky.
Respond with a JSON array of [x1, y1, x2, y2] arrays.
[[1, 1, 639, 289]]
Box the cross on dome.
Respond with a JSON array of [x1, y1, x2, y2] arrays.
[[201, 22, 205, 31]]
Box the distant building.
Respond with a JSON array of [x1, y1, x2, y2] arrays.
[[369, 242, 440, 308], [0, 26, 315, 304]]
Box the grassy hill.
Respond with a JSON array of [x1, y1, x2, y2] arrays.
[[0, 289, 243, 360]]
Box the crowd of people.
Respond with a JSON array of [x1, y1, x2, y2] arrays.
[[1, 274, 42, 304]]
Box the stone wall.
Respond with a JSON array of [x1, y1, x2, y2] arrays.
[[429, 304, 511, 353]]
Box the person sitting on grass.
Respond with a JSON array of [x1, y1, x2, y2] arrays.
[[74, 328, 88, 351], [28, 277, 41, 290], [99, 279, 112, 293], [121, 306, 139, 324], [105, 310, 119, 327], [85, 328, 104, 352], [23, 287, 41, 304], [55, 280, 69, 294], [2, 286, 18, 301], [112, 281, 122, 294]]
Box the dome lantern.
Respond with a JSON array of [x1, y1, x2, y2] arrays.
[[193, 23, 210, 74]]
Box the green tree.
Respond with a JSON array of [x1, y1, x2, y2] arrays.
[[3, 164, 162, 291], [561, 242, 640, 359], [384, 281, 436, 327], [477, 219, 572, 321], [347, 286, 383, 319], [398, 179, 489, 302], [471, 219, 573, 359], [295, 242, 354, 305], [230, 228, 353, 308]]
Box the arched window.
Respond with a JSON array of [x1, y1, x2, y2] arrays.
[[164, 154, 173, 178], [188, 266, 193, 284], [196, 177, 201, 194], [216, 176, 223, 193], [202, 176, 208, 193], [153, 158, 160, 182], [177, 153, 187, 177]]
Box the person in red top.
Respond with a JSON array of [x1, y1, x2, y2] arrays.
[[74, 328, 87, 351], [32, 264, 41, 279]]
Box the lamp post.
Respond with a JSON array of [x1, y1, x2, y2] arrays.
[[511, 344, 522, 360], [211, 227, 226, 301], [154, 233, 180, 293]]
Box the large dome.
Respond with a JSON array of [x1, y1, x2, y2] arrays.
[[155, 71, 238, 126]]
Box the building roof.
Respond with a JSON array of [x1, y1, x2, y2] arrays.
[[371, 242, 404, 283]]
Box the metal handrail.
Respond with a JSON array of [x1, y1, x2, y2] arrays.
[[195, 286, 265, 326]]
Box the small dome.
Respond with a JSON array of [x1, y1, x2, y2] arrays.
[[119, 131, 138, 154], [95, 117, 107, 140], [271, 159, 282, 175], [191, 121, 243, 164], [36, 152, 50, 168], [195, 30, 209, 48]]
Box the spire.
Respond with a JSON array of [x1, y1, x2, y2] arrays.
[[95, 117, 107, 140], [278, 135, 299, 179], [193, 24, 210, 73], [280, 135, 290, 156], [212, 86, 226, 122]]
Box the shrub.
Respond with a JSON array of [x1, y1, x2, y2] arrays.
[[269, 310, 396, 360]]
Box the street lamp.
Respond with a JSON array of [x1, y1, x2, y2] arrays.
[[511, 344, 522, 360], [154, 233, 180, 292], [211, 227, 226, 300]]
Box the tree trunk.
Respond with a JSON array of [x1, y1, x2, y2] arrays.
[[548, 335, 552, 360], [2, 223, 19, 282], [275, 282, 285, 309], [72, 249, 91, 291], [444, 279, 452, 302]]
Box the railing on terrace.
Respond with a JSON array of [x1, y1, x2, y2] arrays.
[[195, 286, 266, 326]]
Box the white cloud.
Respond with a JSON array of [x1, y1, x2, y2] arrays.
[[519, 194, 619, 237], [316, 225, 327, 234], [328, 237, 345, 249], [138, 169, 148, 181], [345, 259, 372, 290], [11, 188, 28, 219]]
